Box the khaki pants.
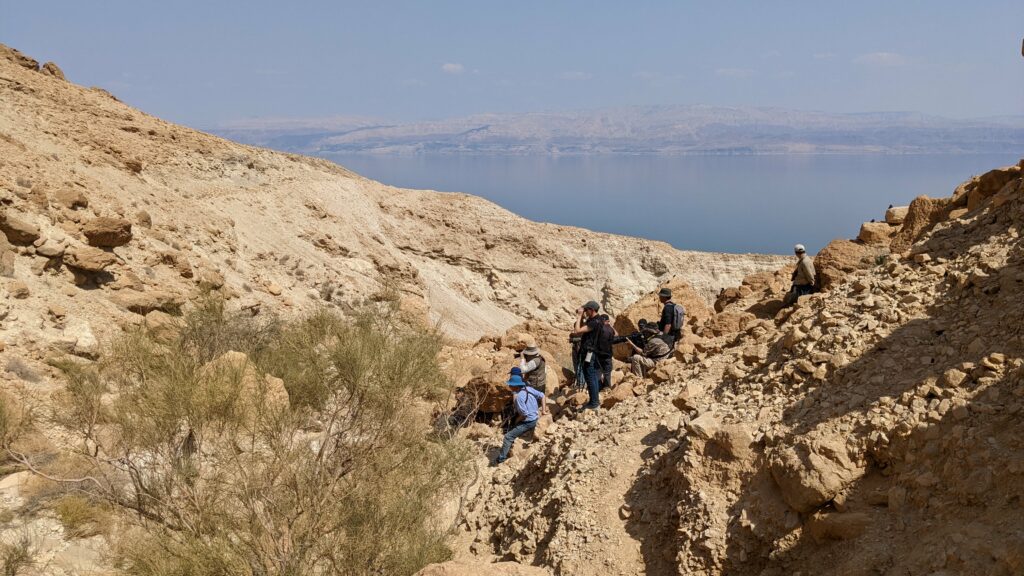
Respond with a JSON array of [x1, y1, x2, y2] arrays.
[[630, 355, 658, 377]]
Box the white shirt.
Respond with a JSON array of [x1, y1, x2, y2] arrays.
[[520, 357, 543, 374]]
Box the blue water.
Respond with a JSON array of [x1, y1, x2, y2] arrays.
[[320, 153, 1021, 254]]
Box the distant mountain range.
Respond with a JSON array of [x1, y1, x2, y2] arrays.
[[213, 105, 1024, 155]]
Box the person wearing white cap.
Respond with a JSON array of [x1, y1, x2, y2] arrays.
[[783, 244, 817, 307]]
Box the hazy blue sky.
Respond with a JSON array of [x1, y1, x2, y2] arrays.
[[3, 1, 1022, 128]]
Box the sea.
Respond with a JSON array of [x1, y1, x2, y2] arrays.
[[319, 153, 1021, 255]]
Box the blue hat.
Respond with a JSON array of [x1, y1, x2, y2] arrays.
[[509, 367, 523, 377], [507, 374, 526, 387]]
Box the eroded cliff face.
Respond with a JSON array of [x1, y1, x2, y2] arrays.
[[0, 43, 785, 356]]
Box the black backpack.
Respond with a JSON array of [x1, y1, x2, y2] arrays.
[[592, 319, 615, 357]]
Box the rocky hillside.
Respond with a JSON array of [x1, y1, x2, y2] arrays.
[[452, 161, 1024, 575], [0, 43, 784, 356]]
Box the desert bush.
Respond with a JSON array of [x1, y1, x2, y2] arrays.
[[0, 535, 33, 576], [54, 494, 110, 538], [7, 297, 469, 576]]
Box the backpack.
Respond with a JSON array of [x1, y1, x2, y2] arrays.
[[591, 319, 615, 357], [671, 303, 686, 336]]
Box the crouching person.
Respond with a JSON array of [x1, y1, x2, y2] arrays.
[[628, 325, 672, 377], [496, 373, 545, 465]]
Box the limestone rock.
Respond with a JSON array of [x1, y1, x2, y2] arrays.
[[143, 310, 181, 343], [0, 212, 40, 244], [63, 245, 117, 272], [857, 221, 896, 246], [814, 239, 884, 291], [890, 195, 950, 254], [672, 382, 702, 412], [7, 280, 29, 299], [601, 381, 635, 409], [713, 423, 755, 459], [40, 61, 65, 80], [769, 437, 865, 513], [687, 412, 719, 440], [885, 205, 909, 225], [0, 45, 38, 71], [82, 217, 133, 247], [111, 289, 185, 315], [54, 188, 89, 209]]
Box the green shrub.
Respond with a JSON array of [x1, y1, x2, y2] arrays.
[[42, 296, 469, 576], [54, 494, 110, 538]]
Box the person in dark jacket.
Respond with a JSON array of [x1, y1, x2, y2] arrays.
[[658, 288, 684, 348], [570, 300, 611, 411]]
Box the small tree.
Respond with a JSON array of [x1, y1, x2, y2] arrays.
[[5, 298, 469, 576]]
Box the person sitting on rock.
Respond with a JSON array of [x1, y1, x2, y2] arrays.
[[658, 288, 685, 348], [628, 324, 672, 377], [495, 373, 545, 465], [518, 346, 546, 393], [783, 244, 817, 307]]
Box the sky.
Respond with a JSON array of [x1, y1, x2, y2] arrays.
[[2, 1, 1023, 129]]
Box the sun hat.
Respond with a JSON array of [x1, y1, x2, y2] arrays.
[[522, 346, 540, 356], [794, 244, 806, 253], [658, 288, 672, 299], [509, 367, 523, 377], [507, 374, 526, 387]]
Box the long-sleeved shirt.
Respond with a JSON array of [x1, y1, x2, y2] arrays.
[[793, 254, 816, 287], [513, 386, 545, 422], [642, 336, 671, 360], [520, 357, 542, 374]]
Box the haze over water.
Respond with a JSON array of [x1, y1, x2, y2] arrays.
[[321, 153, 1020, 255]]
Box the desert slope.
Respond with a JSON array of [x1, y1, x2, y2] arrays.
[[0, 44, 786, 350]]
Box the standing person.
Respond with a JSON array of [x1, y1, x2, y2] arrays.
[[657, 288, 686, 348], [495, 373, 545, 465], [519, 346, 547, 393], [783, 244, 817, 307], [570, 301, 613, 411]]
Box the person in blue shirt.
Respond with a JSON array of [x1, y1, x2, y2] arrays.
[[495, 373, 546, 465]]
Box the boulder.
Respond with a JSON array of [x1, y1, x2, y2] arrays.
[[53, 188, 89, 210], [0, 213, 40, 245], [39, 61, 65, 79], [415, 561, 550, 576], [7, 280, 29, 299], [814, 239, 885, 291], [35, 238, 64, 258], [112, 289, 185, 315], [63, 245, 117, 272], [704, 311, 756, 337], [65, 322, 99, 359], [885, 206, 909, 225], [687, 413, 720, 440], [769, 437, 865, 513], [713, 423, 755, 459], [890, 195, 951, 254], [144, 310, 182, 343], [82, 217, 133, 247], [857, 221, 896, 246], [671, 382, 702, 412], [601, 381, 635, 409]]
